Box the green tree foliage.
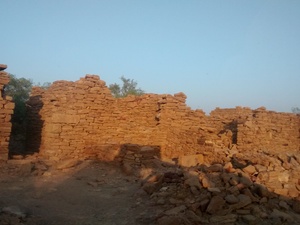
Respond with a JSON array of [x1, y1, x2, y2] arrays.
[[292, 107, 300, 114], [109, 76, 145, 98], [4, 74, 33, 122], [35, 81, 51, 90]]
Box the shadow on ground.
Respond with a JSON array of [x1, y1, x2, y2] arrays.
[[0, 144, 300, 225]]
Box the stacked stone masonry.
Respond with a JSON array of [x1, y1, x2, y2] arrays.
[[0, 64, 14, 160], [26, 75, 300, 161]]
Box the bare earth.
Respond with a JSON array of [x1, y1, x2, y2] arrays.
[[0, 160, 161, 225], [1, 156, 300, 225]]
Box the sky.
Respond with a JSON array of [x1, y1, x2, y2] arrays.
[[1, 0, 300, 114]]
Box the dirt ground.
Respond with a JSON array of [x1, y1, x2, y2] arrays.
[[1, 157, 300, 225], [0, 160, 162, 225]]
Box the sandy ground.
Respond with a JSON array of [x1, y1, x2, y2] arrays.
[[0, 160, 161, 225]]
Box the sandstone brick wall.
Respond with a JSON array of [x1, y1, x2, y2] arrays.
[[237, 107, 300, 152], [206, 107, 253, 147], [27, 75, 168, 160], [0, 64, 14, 160], [26, 75, 300, 161], [207, 107, 300, 153], [156, 93, 208, 158]]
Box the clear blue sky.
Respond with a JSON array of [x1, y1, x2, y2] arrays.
[[1, 0, 300, 113]]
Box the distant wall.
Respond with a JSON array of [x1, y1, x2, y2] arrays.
[[238, 108, 300, 151], [207, 107, 299, 152], [26, 75, 300, 161], [0, 64, 14, 160]]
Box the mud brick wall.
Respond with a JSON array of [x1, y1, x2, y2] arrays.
[[0, 64, 14, 160], [26, 75, 300, 161]]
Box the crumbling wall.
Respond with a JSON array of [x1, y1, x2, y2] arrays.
[[203, 107, 300, 153], [205, 107, 253, 148], [27, 75, 170, 160], [159, 94, 208, 158], [26, 74, 300, 161], [0, 64, 14, 160], [238, 107, 300, 153]]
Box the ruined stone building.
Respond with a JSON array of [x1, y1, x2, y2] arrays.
[[23, 74, 299, 161], [0, 68, 299, 161]]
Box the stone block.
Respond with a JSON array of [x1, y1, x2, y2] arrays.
[[51, 113, 80, 124], [210, 214, 237, 224], [0, 64, 7, 71], [164, 205, 187, 216], [56, 158, 79, 170], [45, 124, 62, 133], [206, 196, 225, 214], [230, 194, 252, 211], [243, 165, 257, 174], [178, 154, 204, 167]]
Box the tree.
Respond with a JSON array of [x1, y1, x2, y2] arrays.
[[4, 74, 33, 122], [35, 81, 51, 90], [292, 107, 300, 114], [109, 76, 145, 98], [4, 75, 52, 122]]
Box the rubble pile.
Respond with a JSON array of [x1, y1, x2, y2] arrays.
[[117, 144, 161, 175], [138, 150, 300, 224]]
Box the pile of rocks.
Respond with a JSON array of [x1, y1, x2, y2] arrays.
[[138, 149, 300, 224], [118, 144, 161, 175], [0, 64, 14, 160]]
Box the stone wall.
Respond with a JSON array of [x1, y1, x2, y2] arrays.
[[27, 75, 167, 160], [201, 107, 300, 153], [238, 108, 300, 152], [0, 64, 14, 160], [26, 75, 300, 161]]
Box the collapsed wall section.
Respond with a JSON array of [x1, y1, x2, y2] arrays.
[[207, 107, 300, 153], [238, 107, 300, 152], [206, 107, 253, 146], [0, 64, 14, 160]]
